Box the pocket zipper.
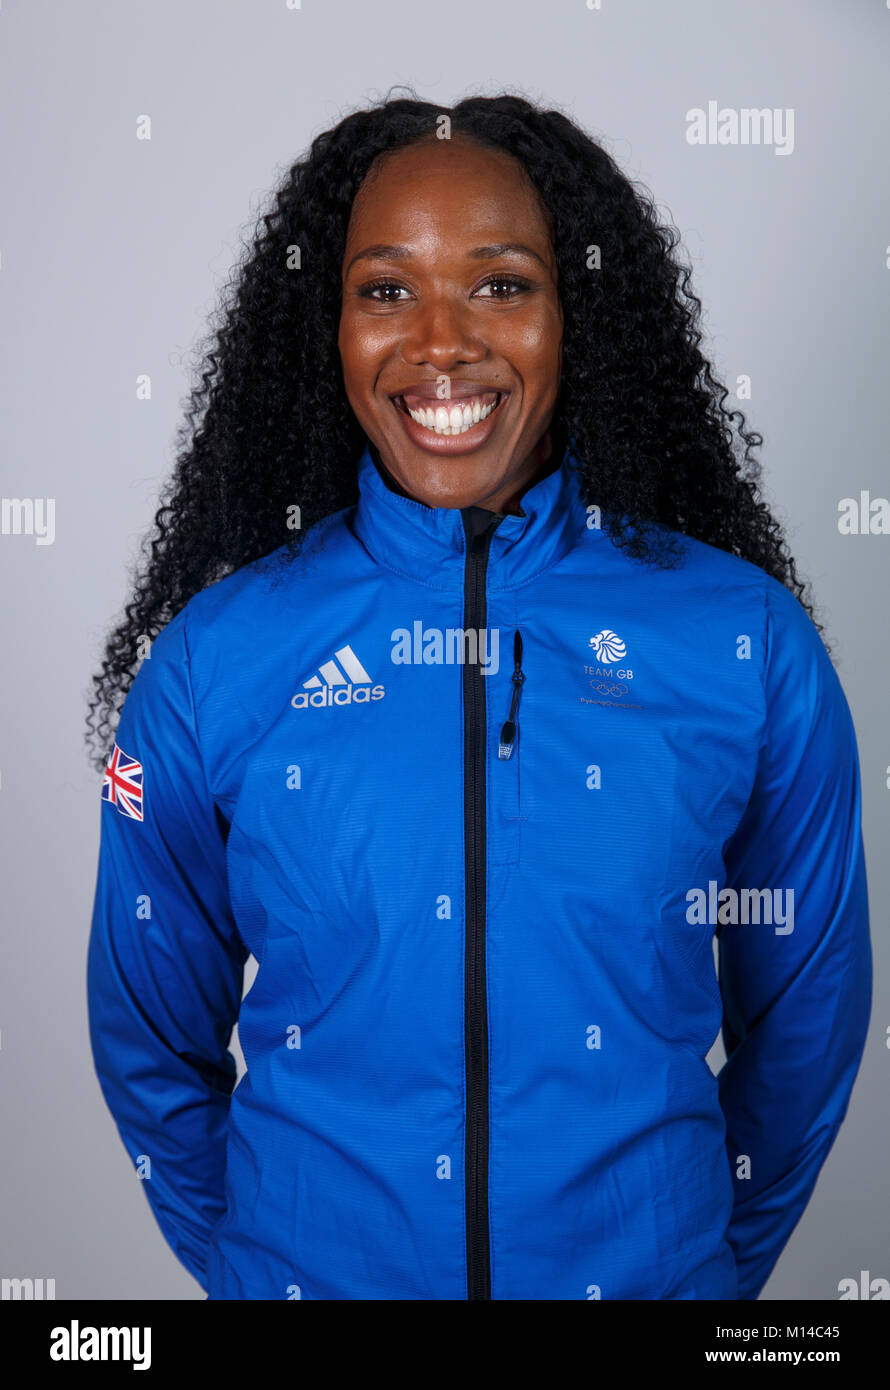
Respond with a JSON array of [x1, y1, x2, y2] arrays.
[[498, 630, 524, 760]]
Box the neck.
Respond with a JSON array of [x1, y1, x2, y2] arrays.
[[351, 432, 587, 594], [370, 429, 560, 517], [489, 431, 556, 516]]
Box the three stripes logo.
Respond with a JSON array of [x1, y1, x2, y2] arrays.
[[291, 643, 385, 710]]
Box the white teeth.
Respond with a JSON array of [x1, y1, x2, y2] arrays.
[[405, 396, 499, 435]]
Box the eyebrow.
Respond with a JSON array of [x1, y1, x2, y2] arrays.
[[345, 241, 549, 274]]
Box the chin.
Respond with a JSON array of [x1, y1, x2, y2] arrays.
[[400, 470, 504, 510]]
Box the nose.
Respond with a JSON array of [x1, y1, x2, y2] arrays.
[[401, 292, 486, 371]]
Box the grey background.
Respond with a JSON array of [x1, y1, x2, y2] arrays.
[[1, 0, 887, 1300]]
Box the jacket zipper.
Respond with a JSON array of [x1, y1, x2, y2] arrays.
[[497, 630, 524, 759], [461, 509, 503, 1301]]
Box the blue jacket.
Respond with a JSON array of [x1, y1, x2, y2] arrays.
[[87, 441, 872, 1300]]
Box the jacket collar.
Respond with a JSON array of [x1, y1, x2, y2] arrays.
[[350, 439, 588, 592]]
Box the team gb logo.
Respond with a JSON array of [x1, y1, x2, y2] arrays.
[[588, 629, 626, 662]]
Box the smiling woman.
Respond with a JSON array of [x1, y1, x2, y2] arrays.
[[339, 136, 562, 509], [85, 91, 871, 1304]]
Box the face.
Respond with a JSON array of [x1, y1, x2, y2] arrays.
[[339, 135, 563, 513]]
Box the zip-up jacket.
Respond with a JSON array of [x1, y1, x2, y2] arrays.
[[87, 441, 872, 1300]]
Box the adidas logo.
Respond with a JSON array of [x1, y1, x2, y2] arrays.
[[291, 643, 385, 710]]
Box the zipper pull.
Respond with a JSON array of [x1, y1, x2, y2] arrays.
[[498, 630, 524, 760]]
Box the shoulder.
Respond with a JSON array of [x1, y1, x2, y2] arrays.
[[654, 525, 832, 665], [126, 511, 358, 791], [664, 531, 857, 792], [125, 509, 354, 723], [655, 524, 770, 596], [635, 524, 843, 724], [178, 509, 353, 653], [757, 571, 848, 747]]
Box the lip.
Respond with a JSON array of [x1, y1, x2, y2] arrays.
[[391, 380, 502, 401], [389, 389, 509, 455]]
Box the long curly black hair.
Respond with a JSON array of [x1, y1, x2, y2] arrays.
[[85, 89, 824, 772]]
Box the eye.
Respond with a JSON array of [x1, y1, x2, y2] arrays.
[[473, 274, 532, 300], [357, 279, 412, 303]]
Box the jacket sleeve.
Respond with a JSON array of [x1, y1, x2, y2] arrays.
[[717, 576, 872, 1301], [87, 609, 249, 1291]]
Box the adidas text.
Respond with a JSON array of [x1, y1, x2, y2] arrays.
[[292, 684, 385, 709]]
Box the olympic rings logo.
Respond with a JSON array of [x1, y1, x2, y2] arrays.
[[590, 681, 629, 698]]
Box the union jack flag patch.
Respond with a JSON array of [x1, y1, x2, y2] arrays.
[[102, 742, 145, 821]]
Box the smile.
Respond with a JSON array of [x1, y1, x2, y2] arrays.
[[390, 390, 508, 453], [397, 392, 501, 436]]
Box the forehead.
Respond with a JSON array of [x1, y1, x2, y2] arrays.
[[345, 137, 552, 248]]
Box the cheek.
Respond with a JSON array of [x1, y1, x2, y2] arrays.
[[338, 310, 391, 398], [340, 302, 402, 347], [508, 307, 562, 406], [502, 294, 559, 345]]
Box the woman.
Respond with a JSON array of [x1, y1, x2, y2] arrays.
[[86, 93, 872, 1301]]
